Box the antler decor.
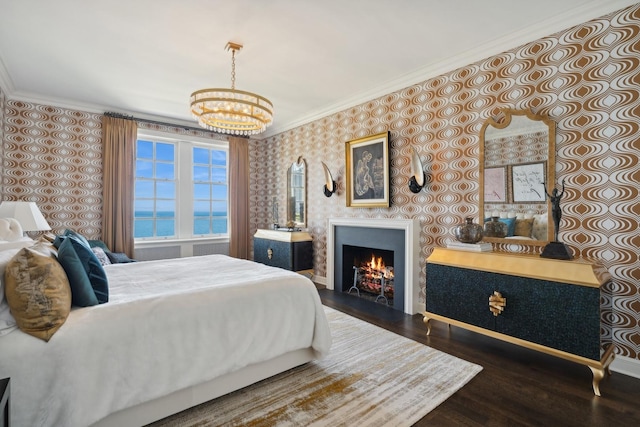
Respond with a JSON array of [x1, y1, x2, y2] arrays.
[[489, 291, 506, 316]]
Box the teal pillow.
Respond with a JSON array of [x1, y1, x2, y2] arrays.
[[88, 239, 110, 252], [499, 217, 517, 237], [66, 236, 109, 303], [64, 229, 90, 248], [57, 238, 99, 307], [484, 217, 517, 237]]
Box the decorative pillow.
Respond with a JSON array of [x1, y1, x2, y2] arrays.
[[532, 214, 548, 241], [106, 251, 136, 264], [0, 218, 25, 242], [63, 229, 90, 248], [498, 217, 517, 237], [30, 236, 59, 257], [4, 247, 72, 341], [0, 248, 22, 336], [65, 237, 108, 303], [91, 247, 112, 266], [57, 238, 99, 306], [514, 218, 535, 238], [88, 239, 110, 252], [484, 216, 517, 237], [57, 237, 106, 306]]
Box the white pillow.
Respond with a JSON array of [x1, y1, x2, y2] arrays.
[[0, 247, 23, 335], [0, 218, 25, 241]]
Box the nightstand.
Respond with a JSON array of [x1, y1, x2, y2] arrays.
[[253, 229, 313, 274]]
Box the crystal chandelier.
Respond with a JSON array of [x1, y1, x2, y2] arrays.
[[190, 42, 274, 136]]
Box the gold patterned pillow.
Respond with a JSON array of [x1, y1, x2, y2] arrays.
[[4, 247, 72, 341], [514, 218, 535, 238]]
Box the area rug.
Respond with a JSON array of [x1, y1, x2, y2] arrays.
[[148, 306, 482, 426]]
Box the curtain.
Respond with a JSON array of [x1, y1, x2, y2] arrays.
[[228, 136, 250, 259], [101, 115, 137, 257]]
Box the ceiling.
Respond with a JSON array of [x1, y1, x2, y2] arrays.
[[0, 0, 636, 138]]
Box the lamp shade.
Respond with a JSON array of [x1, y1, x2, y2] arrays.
[[0, 201, 51, 231]]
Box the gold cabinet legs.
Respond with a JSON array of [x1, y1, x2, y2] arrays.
[[422, 314, 616, 396], [589, 345, 615, 397], [423, 314, 431, 336]]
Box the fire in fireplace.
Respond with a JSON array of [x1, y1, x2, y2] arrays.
[[343, 245, 394, 306]]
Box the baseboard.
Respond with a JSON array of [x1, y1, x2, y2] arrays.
[[610, 355, 640, 379], [314, 274, 327, 287]]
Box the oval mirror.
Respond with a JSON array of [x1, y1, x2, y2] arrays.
[[479, 108, 556, 246], [287, 156, 306, 228]]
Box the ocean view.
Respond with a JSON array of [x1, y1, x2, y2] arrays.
[[134, 211, 227, 237]]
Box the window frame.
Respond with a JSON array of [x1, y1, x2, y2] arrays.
[[134, 130, 229, 243]]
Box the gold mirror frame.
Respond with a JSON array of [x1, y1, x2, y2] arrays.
[[479, 108, 556, 246], [287, 156, 306, 228]]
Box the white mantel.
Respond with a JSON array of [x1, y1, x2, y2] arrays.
[[326, 217, 421, 315]]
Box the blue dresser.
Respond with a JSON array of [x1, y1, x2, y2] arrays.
[[424, 247, 614, 396]]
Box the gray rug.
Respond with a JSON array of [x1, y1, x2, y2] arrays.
[[149, 306, 482, 426]]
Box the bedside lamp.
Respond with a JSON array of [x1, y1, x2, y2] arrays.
[[0, 201, 51, 234]]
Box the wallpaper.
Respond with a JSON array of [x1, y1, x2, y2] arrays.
[[250, 5, 640, 358]]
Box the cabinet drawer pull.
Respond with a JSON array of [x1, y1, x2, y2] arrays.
[[267, 248, 273, 259], [489, 291, 506, 316]]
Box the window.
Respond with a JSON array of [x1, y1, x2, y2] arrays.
[[134, 133, 228, 240]]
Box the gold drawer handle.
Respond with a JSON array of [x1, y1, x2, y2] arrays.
[[489, 291, 506, 316], [267, 248, 273, 259]]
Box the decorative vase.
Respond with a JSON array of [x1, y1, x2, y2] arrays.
[[484, 216, 508, 238], [454, 217, 484, 243]]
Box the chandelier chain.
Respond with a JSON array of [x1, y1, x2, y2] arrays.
[[231, 49, 236, 90]]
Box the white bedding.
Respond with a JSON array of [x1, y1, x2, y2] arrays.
[[0, 254, 332, 427]]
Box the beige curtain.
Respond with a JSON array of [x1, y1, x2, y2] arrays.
[[101, 115, 137, 257], [228, 136, 250, 259]]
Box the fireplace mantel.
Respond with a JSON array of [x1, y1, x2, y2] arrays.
[[326, 218, 421, 314]]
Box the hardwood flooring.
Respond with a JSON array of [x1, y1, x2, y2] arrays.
[[318, 289, 640, 427]]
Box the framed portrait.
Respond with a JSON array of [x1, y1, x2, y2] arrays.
[[511, 161, 547, 203], [345, 131, 390, 208], [484, 166, 507, 203]]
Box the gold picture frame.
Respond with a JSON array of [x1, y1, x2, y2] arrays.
[[345, 131, 390, 208]]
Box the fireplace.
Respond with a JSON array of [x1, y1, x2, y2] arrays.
[[344, 245, 395, 306], [326, 218, 421, 314]]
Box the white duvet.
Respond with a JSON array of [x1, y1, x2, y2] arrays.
[[0, 255, 332, 427]]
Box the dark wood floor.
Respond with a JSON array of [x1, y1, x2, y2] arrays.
[[318, 289, 640, 427]]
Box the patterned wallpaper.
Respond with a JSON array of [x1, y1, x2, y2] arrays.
[[249, 5, 640, 359], [0, 86, 4, 196]]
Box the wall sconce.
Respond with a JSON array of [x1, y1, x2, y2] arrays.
[[408, 147, 426, 193], [321, 162, 336, 197]]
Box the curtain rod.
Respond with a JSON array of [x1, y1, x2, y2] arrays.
[[104, 111, 222, 135]]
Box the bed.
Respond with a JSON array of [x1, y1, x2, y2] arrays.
[[0, 219, 332, 427]]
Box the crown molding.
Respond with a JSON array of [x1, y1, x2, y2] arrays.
[[261, 0, 638, 138], [0, 56, 15, 95], [5, 90, 198, 130]]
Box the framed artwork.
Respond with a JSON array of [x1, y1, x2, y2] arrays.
[[511, 161, 547, 203], [484, 166, 507, 203], [345, 131, 390, 207]]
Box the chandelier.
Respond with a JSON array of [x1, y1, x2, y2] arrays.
[[190, 42, 274, 136]]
